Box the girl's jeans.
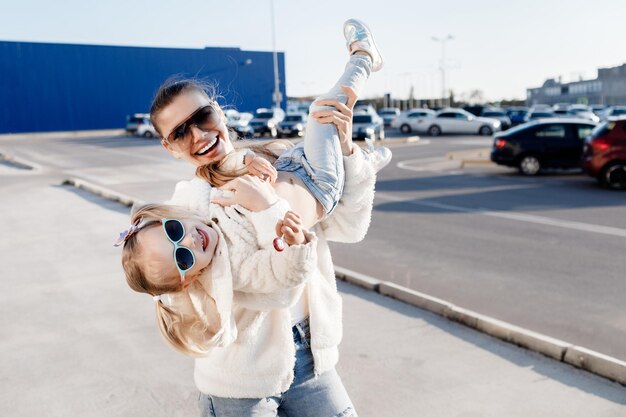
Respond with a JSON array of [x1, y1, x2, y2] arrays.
[[198, 318, 357, 417], [274, 54, 372, 215]]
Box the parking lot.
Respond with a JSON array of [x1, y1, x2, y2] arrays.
[[2, 129, 625, 365]]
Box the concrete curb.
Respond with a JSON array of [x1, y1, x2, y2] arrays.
[[0, 129, 125, 141], [446, 148, 493, 165], [335, 267, 626, 386], [62, 178, 145, 208], [0, 151, 41, 171], [63, 178, 626, 387]]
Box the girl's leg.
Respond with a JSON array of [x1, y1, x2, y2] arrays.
[[297, 53, 373, 215]]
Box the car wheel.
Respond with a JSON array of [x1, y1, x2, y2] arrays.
[[518, 155, 541, 176], [142, 131, 154, 138], [428, 125, 441, 136], [400, 124, 412, 134], [600, 162, 626, 190], [479, 125, 493, 136]]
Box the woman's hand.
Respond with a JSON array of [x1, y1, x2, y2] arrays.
[[310, 85, 358, 156], [212, 175, 278, 211], [275, 210, 306, 246], [244, 154, 278, 184]]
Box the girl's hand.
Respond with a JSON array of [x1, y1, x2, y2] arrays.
[[213, 175, 278, 211], [310, 86, 358, 156], [275, 210, 306, 246], [245, 154, 278, 184]]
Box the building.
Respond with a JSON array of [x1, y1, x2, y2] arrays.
[[527, 63, 626, 107], [0, 41, 286, 134]]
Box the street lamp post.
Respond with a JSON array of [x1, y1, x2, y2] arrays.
[[270, 0, 282, 109], [431, 35, 454, 107]]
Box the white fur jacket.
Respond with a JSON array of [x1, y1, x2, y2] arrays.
[[166, 148, 376, 398]]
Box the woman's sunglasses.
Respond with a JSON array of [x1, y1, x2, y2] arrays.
[[165, 104, 220, 144], [161, 218, 196, 285]]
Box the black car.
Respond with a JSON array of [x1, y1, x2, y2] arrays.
[[278, 113, 307, 138], [490, 119, 596, 175]]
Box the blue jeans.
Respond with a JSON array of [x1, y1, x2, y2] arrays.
[[274, 55, 372, 215], [198, 319, 357, 417]]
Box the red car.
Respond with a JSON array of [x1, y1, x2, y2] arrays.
[[582, 117, 626, 190]]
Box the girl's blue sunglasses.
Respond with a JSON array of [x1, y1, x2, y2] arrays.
[[162, 218, 195, 285]]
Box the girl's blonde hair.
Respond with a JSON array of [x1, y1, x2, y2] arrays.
[[149, 77, 294, 187], [121, 203, 216, 357], [196, 140, 293, 187]]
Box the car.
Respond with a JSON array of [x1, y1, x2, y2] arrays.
[[352, 113, 385, 141], [600, 106, 626, 121], [354, 103, 379, 116], [566, 108, 600, 123], [391, 109, 436, 134], [248, 108, 285, 138], [481, 108, 512, 130], [582, 116, 626, 190], [490, 118, 597, 175], [417, 108, 501, 136], [125, 113, 158, 138], [225, 110, 254, 138], [591, 104, 606, 116], [505, 107, 529, 127], [378, 107, 401, 127], [278, 113, 307, 138], [523, 109, 556, 123]]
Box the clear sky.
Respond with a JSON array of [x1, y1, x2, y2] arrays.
[[2, 0, 625, 102]]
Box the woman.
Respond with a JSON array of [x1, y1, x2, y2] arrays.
[[133, 18, 383, 416]]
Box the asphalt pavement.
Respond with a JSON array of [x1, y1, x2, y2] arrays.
[[1, 135, 625, 416]]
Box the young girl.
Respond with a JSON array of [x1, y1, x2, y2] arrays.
[[118, 181, 317, 356], [151, 18, 390, 229]]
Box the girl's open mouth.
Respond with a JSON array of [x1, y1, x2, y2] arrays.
[[197, 227, 209, 251]]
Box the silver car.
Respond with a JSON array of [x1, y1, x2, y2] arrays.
[[418, 108, 501, 136]]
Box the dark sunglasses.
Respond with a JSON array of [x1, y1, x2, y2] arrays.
[[161, 218, 196, 285], [166, 104, 220, 144]]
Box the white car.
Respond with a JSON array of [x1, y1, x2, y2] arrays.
[[125, 113, 158, 138], [392, 109, 436, 134], [378, 107, 401, 127], [417, 108, 501, 136]]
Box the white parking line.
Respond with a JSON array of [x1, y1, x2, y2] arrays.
[[376, 192, 626, 238]]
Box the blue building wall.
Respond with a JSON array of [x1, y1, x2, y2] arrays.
[[0, 41, 286, 134]]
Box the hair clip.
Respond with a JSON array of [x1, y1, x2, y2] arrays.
[[113, 218, 143, 247]]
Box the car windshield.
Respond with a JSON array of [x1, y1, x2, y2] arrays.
[[353, 115, 373, 123], [379, 110, 397, 115], [532, 112, 554, 118], [284, 115, 303, 121], [613, 109, 626, 116], [256, 112, 273, 119], [128, 117, 144, 123]]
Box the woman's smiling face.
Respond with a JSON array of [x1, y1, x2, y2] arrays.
[[156, 89, 234, 167], [137, 217, 219, 286]]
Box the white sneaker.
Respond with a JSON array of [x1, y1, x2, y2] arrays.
[[343, 19, 384, 72], [364, 146, 392, 172]]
